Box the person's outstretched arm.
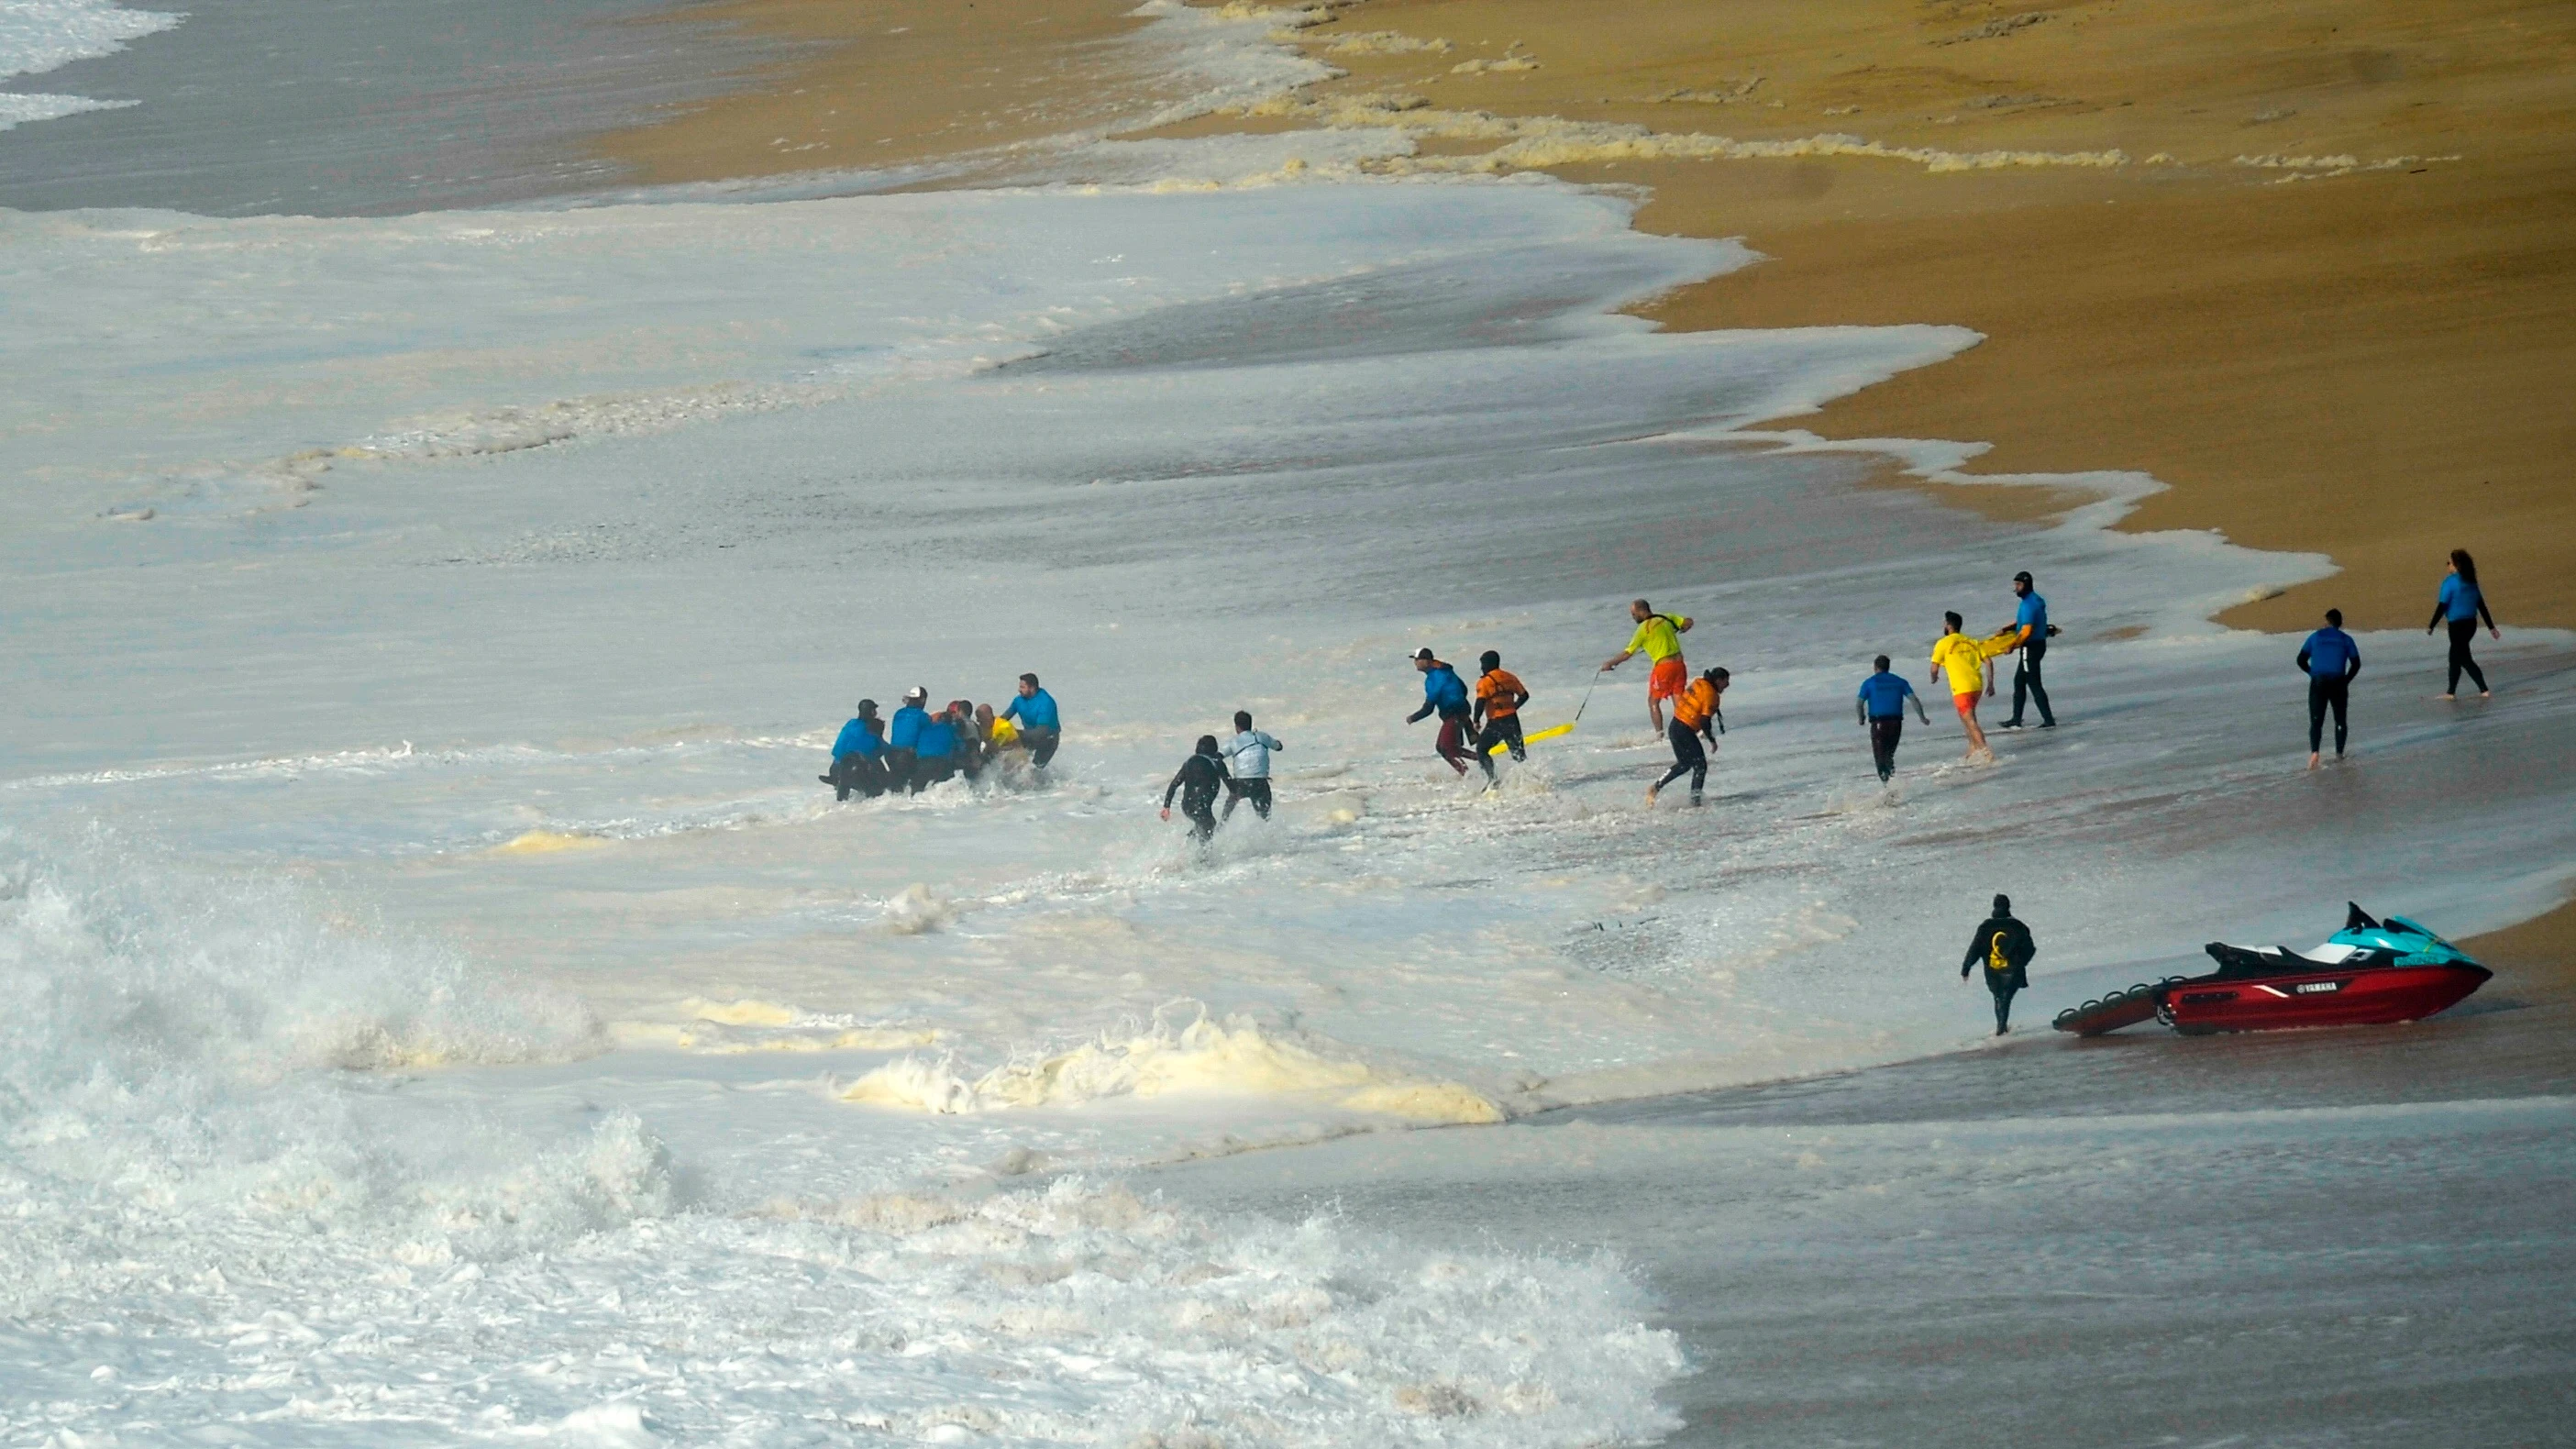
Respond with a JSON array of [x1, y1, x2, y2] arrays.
[[1163, 767, 1188, 810]]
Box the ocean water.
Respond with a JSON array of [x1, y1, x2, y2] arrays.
[[6, 6, 2575, 1445]]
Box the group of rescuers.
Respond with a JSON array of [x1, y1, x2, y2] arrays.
[[821, 554, 2504, 1032]]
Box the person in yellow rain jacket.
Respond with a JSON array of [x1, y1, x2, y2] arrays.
[[1929, 612, 2015, 761], [1603, 598, 1694, 735], [1648, 667, 1728, 807]]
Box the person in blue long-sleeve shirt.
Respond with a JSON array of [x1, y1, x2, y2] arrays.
[[821, 699, 888, 800], [2426, 548, 2499, 700], [1406, 648, 1484, 780], [884, 688, 932, 794], [1855, 656, 1929, 782], [912, 701, 960, 791], [999, 672, 1063, 769], [2297, 608, 2362, 769]]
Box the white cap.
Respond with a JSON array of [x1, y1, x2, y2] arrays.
[[902, 686, 927, 702]]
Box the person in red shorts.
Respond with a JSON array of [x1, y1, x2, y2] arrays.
[[1602, 598, 1694, 735]]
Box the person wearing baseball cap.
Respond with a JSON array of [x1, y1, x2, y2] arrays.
[[1998, 570, 2058, 729], [882, 687, 932, 794]]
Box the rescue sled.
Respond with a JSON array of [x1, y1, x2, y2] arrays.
[[2053, 903, 2491, 1037]]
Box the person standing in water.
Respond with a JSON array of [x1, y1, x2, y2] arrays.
[[1961, 893, 2037, 1036], [1221, 710, 1283, 821], [822, 699, 889, 800], [1473, 650, 1530, 766], [911, 700, 961, 790], [883, 687, 932, 794], [2426, 548, 2499, 700], [1996, 570, 2059, 729], [2297, 607, 2362, 769], [1930, 613, 2005, 760], [1407, 648, 1488, 781], [1602, 599, 1694, 735], [1001, 673, 1063, 767], [1855, 656, 1929, 783], [1161, 735, 1232, 844], [1648, 667, 1726, 806]]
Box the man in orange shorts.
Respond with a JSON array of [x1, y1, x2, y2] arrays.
[[1929, 610, 2011, 761], [1602, 598, 1695, 734]]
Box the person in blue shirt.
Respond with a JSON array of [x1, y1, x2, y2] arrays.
[[2426, 548, 2499, 700], [1000, 672, 1063, 768], [1406, 648, 1487, 780], [2296, 608, 2362, 769], [820, 699, 888, 800], [1997, 570, 2058, 728], [1855, 655, 1930, 782], [911, 700, 960, 791], [884, 687, 932, 794]]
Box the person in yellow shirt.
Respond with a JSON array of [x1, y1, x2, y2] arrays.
[[1602, 598, 1694, 734], [1929, 611, 2013, 760]]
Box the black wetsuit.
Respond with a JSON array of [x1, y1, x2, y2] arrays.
[[1164, 753, 1231, 843], [1653, 717, 1712, 798], [2295, 637, 2362, 756], [2429, 593, 2497, 695], [1222, 778, 1272, 821], [1962, 913, 2037, 1033], [1479, 714, 1525, 763]]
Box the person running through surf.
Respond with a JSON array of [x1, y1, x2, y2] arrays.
[[1473, 650, 1530, 767], [1161, 735, 1232, 844], [2426, 548, 2499, 700], [1855, 656, 1929, 783], [1930, 613, 2007, 761], [1408, 648, 1488, 781], [1602, 599, 1694, 735], [1221, 710, 1283, 821], [1648, 667, 1727, 806], [2298, 607, 2362, 769], [1962, 893, 2037, 1035]]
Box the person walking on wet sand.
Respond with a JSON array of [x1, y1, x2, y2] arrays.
[[2427, 548, 2499, 700], [1408, 648, 1489, 782], [1856, 656, 1929, 783], [1930, 612, 2007, 761], [1962, 893, 2037, 1035], [1648, 667, 1726, 807], [1602, 599, 1694, 735], [2297, 607, 2362, 769], [1996, 570, 2060, 730], [1161, 735, 1232, 844]]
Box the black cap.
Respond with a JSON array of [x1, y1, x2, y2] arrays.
[[2012, 570, 2033, 584], [1412, 647, 1437, 661], [1994, 893, 2012, 914]]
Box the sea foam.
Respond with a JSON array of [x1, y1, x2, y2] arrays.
[[0, 0, 180, 130]]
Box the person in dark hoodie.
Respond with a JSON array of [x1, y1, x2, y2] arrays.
[[1961, 894, 2037, 1036], [882, 687, 931, 794], [1407, 648, 1487, 780], [1161, 735, 1232, 844], [821, 699, 888, 800]]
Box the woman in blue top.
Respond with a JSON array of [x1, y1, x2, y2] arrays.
[[2426, 548, 2499, 700]]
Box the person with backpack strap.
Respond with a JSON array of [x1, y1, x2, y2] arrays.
[[1602, 598, 1694, 735], [1961, 894, 2038, 1036]]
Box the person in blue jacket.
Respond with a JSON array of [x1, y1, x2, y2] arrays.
[[1997, 570, 2059, 729], [1855, 655, 1930, 782], [821, 699, 888, 800], [2426, 548, 2499, 700], [2298, 608, 2362, 769], [1000, 672, 1062, 768], [1406, 648, 1487, 780], [911, 699, 960, 791], [883, 687, 932, 794]]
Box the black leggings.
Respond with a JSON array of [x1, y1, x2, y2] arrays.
[[1868, 715, 1904, 781], [2447, 617, 2488, 694], [2009, 639, 2053, 725], [1222, 778, 1272, 820], [2307, 678, 2349, 755], [1480, 715, 1525, 762], [1654, 719, 1708, 796], [1990, 981, 2018, 1032]]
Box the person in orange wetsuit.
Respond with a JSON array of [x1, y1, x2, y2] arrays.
[[1473, 649, 1530, 769], [1648, 667, 1728, 806]]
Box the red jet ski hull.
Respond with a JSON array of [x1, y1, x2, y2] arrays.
[[2161, 963, 2491, 1034]]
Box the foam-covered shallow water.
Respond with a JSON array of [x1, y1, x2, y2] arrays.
[[6, 158, 2572, 1440]]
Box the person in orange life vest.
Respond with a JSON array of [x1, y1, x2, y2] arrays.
[[1602, 599, 1693, 735], [1473, 650, 1530, 766], [1648, 667, 1728, 806]]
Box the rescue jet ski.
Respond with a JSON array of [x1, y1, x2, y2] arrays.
[[2053, 903, 2491, 1037]]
